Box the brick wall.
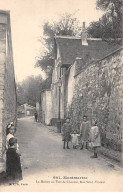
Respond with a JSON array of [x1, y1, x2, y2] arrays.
[[0, 11, 17, 171], [67, 48, 123, 155]]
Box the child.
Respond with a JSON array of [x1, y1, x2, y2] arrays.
[[80, 115, 91, 150], [89, 120, 101, 158], [6, 137, 23, 183], [71, 130, 80, 149], [61, 117, 72, 149], [6, 123, 19, 153]]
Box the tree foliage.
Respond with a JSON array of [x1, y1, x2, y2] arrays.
[[17, 76, 50, 106], [36, 13, 81, 71], [87, 0, 122, 39], [36, 2, 122, 73]]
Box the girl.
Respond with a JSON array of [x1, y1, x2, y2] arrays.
[[61, 118, 72, 149], [89, 120, 101, 158], [80, 115, 91, 150], [71, 130, 80, 149], [6, 123, 19, 153]]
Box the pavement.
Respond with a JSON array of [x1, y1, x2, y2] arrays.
[[1, 116, 123, 191]]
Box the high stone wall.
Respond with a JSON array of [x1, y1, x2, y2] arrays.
[[0, 12, 17, 171], [67, 48, 123, 152]]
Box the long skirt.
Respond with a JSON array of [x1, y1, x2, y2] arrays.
[[62, 132, 71, 142]]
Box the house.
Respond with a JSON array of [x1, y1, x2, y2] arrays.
[[51, 23, 122, 125], [39, 23, 122, 160], [0, 10, 17, 172], [17, 103, 36, 118]]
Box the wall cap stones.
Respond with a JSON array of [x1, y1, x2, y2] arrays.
[[74, 47, 123, 78]]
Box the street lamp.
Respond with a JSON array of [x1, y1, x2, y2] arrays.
[[57, 77, 62, 133]]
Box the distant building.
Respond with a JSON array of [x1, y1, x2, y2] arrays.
[[17, 104, 36, 118], [0, 10, 17, 172]]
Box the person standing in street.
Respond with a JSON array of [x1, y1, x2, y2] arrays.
[[89, 120, 101, 158], [34, 112, 38, 122], [61, 117, 72, 149], [80, 115, 91, 150]]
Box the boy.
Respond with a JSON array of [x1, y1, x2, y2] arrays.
[[6, 138, 22, 183], [80, 115, 91, 150]]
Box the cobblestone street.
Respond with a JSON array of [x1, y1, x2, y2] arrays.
[[4, 116, 121, 191]]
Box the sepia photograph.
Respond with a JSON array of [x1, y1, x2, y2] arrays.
[[0, 0, 123, 192]]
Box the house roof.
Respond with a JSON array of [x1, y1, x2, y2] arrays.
[[55, 36, 122, 67], [0, 10, 10, 15]]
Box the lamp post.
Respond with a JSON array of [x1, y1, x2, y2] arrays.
[[57, 77, 62, 133]]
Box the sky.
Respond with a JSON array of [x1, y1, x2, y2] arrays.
[[0, 0, 103, 82]]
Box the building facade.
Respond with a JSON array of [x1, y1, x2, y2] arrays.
[[17, 104, 36, 118], [0, 10, 17, 172], [51, 27, 122, 124], [40, 90, 52, 125], [44, 25, 122, 160], [39, 23, 122, 160]]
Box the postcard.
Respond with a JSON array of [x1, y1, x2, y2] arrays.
[[0, 0, 123, 192]]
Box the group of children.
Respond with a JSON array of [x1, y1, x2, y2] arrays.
[[61, 116, 101, 158], [6, 122, 22, 183], [4, 116, 100, 183]]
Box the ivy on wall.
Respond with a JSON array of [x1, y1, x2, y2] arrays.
[[67, 50, 122, 151]]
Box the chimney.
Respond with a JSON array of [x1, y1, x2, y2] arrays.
[[81, 22, 88, 46]]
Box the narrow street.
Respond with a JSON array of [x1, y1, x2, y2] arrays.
[[8, 116, 122, 191]]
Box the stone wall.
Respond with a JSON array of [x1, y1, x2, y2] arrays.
[[67, 48, 123, 153], [0, 23, 6, 161], [51, 83, 58, 119], [45, 90, 52, 125], [0, 11, 17, 171], [41, 90, 52, 125], [67, 63, 75, 108], [41, 91, 46, 123]]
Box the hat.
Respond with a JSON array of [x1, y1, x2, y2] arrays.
[[7, 121, 14, 129], [7, 124, 11, 129], [10, 122, 14, 126]]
